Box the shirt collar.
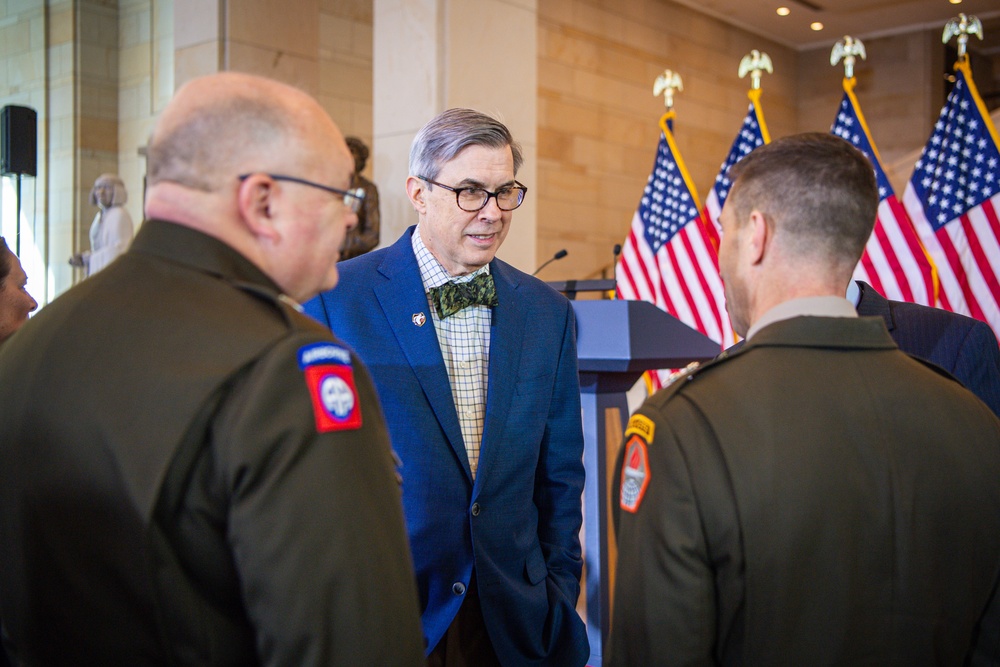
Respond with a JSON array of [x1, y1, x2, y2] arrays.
[[846, 279, 861, 307], [411, 225, 490, 292], [747, 296, 858, 340]]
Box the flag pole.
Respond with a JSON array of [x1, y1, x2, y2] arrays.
[[829, 35, 939, 305], [739, 50, 773, 143]]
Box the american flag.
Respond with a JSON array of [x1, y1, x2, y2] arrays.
[[832, 78, 937, 305], [703, 89, 770, 236], [616, 112, 732, 387], [902, 61, 1000, 337]]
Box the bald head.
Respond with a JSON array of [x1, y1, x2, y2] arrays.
[[143, 72, 358, 302], [147, 73, 346, 192]]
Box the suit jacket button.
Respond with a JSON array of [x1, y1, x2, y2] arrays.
[[452, 582, 466, 595], [471, 503, 481, 516]]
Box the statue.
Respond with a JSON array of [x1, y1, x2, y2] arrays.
[[341, 138, 381, 260], [70, 174, 134, 277]]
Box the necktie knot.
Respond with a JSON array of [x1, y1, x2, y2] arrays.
[[429, 273, 498, 318]]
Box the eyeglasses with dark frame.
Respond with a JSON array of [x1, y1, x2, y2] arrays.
[[238, 173, 366, 214], [417, 176, 527, 212]]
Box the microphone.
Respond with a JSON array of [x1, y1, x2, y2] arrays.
[[532, 249, 568, 276]]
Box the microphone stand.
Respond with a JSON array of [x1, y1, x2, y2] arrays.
[[532, 249, 568, 276]]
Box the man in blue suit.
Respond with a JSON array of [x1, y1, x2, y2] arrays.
[[852, 279, 1000, 417], [305, 108, 589, 666]]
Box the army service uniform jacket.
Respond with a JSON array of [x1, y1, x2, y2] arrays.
[[609, 316, 1000, 666], [0, 220, 424, 666]]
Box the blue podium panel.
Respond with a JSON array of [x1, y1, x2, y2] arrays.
[[573, 299, 722, 372], [572, 299, 721, 666]]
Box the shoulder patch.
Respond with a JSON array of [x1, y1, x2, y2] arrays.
[[624, 414, 655, 443], [298, 342, 363, 432], [620, 434, 651, 514]]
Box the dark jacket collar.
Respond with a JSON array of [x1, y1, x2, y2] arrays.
[[748, 314, 897, 351], [130, 219, 281, 293]]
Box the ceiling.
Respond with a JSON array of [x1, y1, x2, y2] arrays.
[[670, 0, 1000, 54]]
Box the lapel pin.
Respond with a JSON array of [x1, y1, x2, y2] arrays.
[[412, 312, 426, 327]]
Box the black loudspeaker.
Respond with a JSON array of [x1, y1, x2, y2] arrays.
[[1, 105, 37, 177]]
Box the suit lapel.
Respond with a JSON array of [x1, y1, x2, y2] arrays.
[[475, 260, 526, 487], [373, 230, 472, 481], [856, 281, 896, 332]]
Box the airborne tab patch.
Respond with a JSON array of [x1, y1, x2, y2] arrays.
[[298, 343, 363, 433], [620, 435, 650, 513]]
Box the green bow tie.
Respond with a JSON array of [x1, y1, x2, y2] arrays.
[[429, 273, 498, 318]]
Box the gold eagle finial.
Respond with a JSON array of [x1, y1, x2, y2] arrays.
[[831, 36, 866, 79], [653, 69, 684, 110], [738, 50, 773, 90], [943, 14, 983, 61]]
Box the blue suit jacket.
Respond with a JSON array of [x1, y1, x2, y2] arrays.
[[304, 228, 589, 666], [856, 281, 1000, 417]]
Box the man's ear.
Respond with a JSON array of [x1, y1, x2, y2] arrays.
[[748, 210, 769, 266], [405, 176, 427, 214], [237, 174, 281, 242]]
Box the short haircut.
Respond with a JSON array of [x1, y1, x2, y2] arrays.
[[146, 92, 295, 192], [409, 108, 523, 180], [726, 132, 878, 267], [0, 237, 12, 291], [90, 174, 128, 206]]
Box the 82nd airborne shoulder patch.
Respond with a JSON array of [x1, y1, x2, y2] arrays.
[[298, 342, 363, 433], [620, 433, 650, 514]]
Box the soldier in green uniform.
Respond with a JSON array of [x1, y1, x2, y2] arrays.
[[609, 133, 1000, 665], [0, 72, 424, 665]]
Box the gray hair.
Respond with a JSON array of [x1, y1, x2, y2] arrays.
[[146, 94, 293, 191], [409, 108, 523, 180], [90, 174, 128, 206]]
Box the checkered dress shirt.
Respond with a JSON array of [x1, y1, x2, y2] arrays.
[[412, 228, 491, 478]]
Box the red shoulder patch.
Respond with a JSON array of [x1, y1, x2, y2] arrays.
[[620, 435, 650, 513], [298, 343, 362, 433]]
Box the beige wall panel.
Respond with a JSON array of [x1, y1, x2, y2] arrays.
[[7, 50, 45, 86], [537, 0, 797, 282], [119, 7, 150, 49], [0, 21, 32, 56], [319, 58, 371, 102], [174, 0, 218, 49], [227, 0, 318, 59], [349, 99, 373, 138], [318, 0, 373, 141], [225, 42, 319, 94], [119, 43, 150, 81], [320, 0, 372, 20], [48, 42, 72, 78], [320, 13, 354, 57]]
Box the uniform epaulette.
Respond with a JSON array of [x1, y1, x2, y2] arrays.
[[646, 344, 744, 407]]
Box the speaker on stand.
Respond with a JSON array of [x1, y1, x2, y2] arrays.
[[1, 105, 38, 256]]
